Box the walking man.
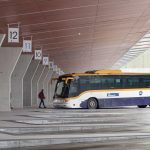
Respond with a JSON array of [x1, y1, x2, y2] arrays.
[[38, 89, 46, 108]]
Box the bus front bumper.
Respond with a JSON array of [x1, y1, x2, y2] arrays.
[[53, 98, 70, 108]]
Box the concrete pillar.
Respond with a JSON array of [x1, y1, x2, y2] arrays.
[[43, 69, 53, 107], [0, 34, 5, 47], [0, 47, 22, 111], [37, 66, 49, 107], [49, 72, 58, 108], [11, 54, 33, 108], [23, 59, 40, 108], [31, 63, 44, 107]]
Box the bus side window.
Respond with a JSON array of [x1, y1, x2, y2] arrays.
[[139, 77, 144, 88], [79, 76, 90, 93], [115, 77, 122, 88], [125, 76, 139, 88], [122, 77, 127, 88], [143, 76, 150, 87], [90, 76, 101, 90], [131, 77, 139, 88], [101, 78, 107, 89], [101, 76, 114, 89]]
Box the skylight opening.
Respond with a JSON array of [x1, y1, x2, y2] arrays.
[[112, 31, 150, 69]]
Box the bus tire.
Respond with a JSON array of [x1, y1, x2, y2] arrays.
[[138, 105, 147, 108], [87, 98, 98, 109]]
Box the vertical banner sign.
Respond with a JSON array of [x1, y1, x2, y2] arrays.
[[43, 56, 49, 65], [8, 27, 19, 43], [35, 50, 42, 60], [49, 61, 54, 70], [23, 40, 32, 52]]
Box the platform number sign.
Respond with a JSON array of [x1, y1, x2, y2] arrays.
[[43, 56, 49, 65], [35, 50, 42, 60], [8, 27, 19, 43], [23, 40, 32, 52]]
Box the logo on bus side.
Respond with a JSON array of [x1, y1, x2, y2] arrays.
[[107, 93, 119, 97], [139, 91, 143, 96]]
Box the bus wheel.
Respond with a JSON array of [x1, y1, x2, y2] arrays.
[[138, 105, 147, 108], [87, 98, 98, 109]]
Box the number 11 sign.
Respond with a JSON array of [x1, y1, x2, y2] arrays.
[[8, 27, 19, 43], [23, 40, 32, 52]]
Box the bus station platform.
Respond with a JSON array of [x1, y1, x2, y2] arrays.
[[0, 108, 150, 149]]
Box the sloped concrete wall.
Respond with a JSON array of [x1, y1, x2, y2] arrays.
[[43, 70, 53, 107], [31, 63, 44, 107], [38, 66, 48, 92], [0, 34, 5, 47], [0, 47, 22, 111], [49, 72, 58, 108], [37, 66, 49, 107], [23, 59, 40, 107], [11, 54, 33, 108]]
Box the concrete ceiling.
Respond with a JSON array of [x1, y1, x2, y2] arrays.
[[0, 0, 150, 73]]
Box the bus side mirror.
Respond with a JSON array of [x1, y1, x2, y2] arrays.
[[65, 77, 74, 84]]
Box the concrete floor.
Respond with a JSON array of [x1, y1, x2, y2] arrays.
[[1, 107, 150, 149], [16, 139, 150, 150]]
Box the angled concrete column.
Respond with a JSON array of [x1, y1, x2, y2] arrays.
[[0, 47, 22, 111], [23, 59, 40, 108], [37, 66, 49, 106], [43, 69, 53, 107], [31, 63, 44, 107], [38, 66, 49, 92], [11, 54, 33, 108], [0, 34, 5, 47], [48, 72, 58, 108]]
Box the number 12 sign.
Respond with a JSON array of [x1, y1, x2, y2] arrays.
[[8, 27, 19, 43]]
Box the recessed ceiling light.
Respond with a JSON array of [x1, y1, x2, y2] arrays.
[[78, 33, 81, 35]]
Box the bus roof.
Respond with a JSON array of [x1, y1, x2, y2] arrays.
[[60, 70, 150, 78]]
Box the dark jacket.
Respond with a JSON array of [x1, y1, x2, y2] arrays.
[[38, 91, 45, 99]]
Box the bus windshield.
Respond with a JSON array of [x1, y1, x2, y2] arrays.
[[55, 79, 69, 98], [54, 77, 80, 98], [68, 79, 79, 97]]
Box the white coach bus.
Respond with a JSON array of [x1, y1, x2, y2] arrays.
[[53, 70, 150, 109]]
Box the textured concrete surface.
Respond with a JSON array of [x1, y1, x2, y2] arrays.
[[15, 139, 150, 150], [43, 70, 53, 107], [0, 47, 22, 111], [37, 66, 49, 106], [31, 63, 44, 107], [23, 59, 40, 108], [0, 34, 5, 46], [0, 107, 150, 149], [49, 73, 57, 107], [11, 54, 33, 108]]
